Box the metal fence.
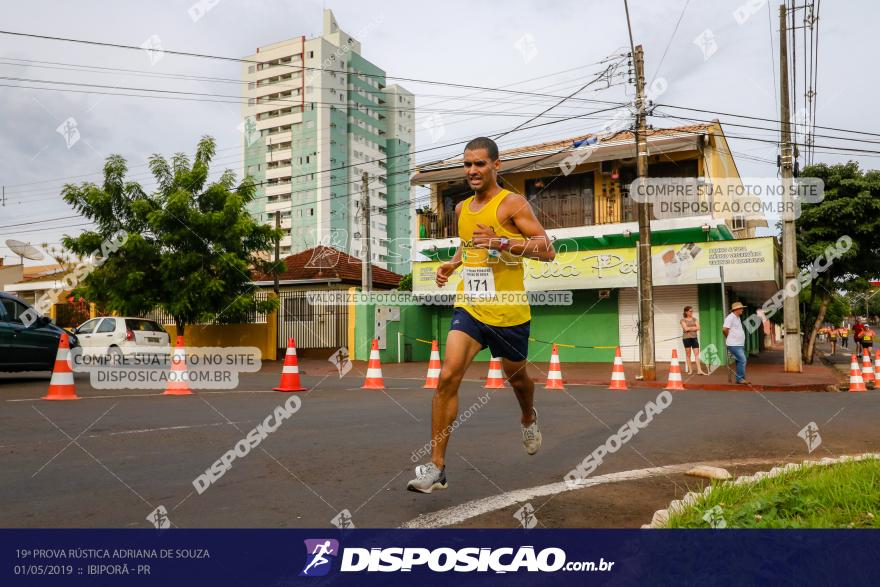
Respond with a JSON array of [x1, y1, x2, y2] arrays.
[[139, 290, 347, 350], [142, 291, 270, 326], [277, 290, 348, 350]]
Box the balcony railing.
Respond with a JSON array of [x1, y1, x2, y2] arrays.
[[417, 192, 636, 239]]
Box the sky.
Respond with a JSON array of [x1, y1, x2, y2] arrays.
[[0, 0, 875, 265]]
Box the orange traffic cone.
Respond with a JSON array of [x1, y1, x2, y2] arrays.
[[43, 333, 80, 400], [849, 355, 867, 392], [875, 349, 880, 378], [484, 357, 507, 389], [362, 339, 385, 389], [423, 340, 441, 389], [544, 344, 565, 390], [664, 349, 685, 391], [163, 336, 193, 395], [861, 348, 876, 385], [609, 347, 628, 390], [274, 338, 307, 392]]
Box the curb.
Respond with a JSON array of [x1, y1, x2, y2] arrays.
[[461, 377, 836, 392], [553, 379, 838, 392], [642, 452, 880, 528]]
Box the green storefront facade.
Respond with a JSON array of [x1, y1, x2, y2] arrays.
[[357, 228, 773, 365]]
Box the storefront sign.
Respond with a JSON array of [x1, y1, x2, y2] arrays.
[[413, 237, 777, 292]]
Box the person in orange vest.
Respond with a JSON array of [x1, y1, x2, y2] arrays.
[[839, 324, 850, 350], [862, 325, 875, 352], [829, 325, 838, 355]]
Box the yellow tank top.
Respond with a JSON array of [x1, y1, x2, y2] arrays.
[[454, 189, 530, 327]]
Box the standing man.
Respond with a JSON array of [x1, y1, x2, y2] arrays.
[[407, 137, 556, 494], [723, 302, 750, 385]]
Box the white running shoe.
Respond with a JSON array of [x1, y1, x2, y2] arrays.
[[406, 463, 448, 494], [522, 407, 542, 455]]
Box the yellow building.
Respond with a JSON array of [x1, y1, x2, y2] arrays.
[[408, 122, 778, 363]]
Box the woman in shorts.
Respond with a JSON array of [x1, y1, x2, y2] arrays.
[[680, 306, 706, 375]]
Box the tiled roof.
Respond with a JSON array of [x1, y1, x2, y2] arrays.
[[17, 268, 71, 283], [252, 246, 403, 288], [418, 123, 715, 171]]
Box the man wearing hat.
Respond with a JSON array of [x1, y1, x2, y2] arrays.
[[723, 302, 750, 384]]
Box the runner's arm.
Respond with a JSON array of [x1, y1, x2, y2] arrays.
[[474, 193, 555, 261]]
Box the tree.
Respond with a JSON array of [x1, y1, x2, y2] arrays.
[[797, 162, 880, 362], [62, 136, 280, 334], [396, 272, 413, 291]]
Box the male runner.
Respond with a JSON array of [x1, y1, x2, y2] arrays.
[[407, 137, 556, 493]]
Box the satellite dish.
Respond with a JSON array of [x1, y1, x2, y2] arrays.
[[5, 239, 45, 264]]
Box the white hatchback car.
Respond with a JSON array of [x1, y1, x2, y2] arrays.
[[74, 317, 171, 358]]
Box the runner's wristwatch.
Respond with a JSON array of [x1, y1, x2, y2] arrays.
[[497, 237, 510, 251]]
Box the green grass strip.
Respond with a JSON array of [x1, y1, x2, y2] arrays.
[[668, 458, 880, 528]]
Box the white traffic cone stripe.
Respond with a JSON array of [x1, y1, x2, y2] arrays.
[[282, 365, 300, 374], [547, 371, 562, 380], [668, 372, 682, 381], [427, 368, 441, 377], [56, 348, 69, 360], [611, 372, 626, 380], [50, 372, 74, 385], [287, 348, 297, 356], [366, 368, 383, 378]]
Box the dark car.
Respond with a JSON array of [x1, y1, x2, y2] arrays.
[[0, 292, 80, 372]]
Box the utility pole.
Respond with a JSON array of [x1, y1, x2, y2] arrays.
[[633, 43, 656, 381], [361, 172, 372, 293], [273, 211, 281, 297], [779, 4, 803, 372]]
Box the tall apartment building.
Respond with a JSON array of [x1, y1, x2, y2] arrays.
[[241, 9, 415, 273]]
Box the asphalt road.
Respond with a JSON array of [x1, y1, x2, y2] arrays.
[[1, 367, 878, 528]]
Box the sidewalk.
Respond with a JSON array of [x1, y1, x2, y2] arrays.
[[815, 337, 873, 390], [288, 344, 841, 392]]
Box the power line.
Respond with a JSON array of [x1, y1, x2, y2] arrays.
[[3, 103, 631, 204], [767, 0, 778, 116], [653, 102, 880, 139], [2, 105, 633, 227], [494, 55, 628, 140], [651, 113, 880, 156], [0, 29, 632, 104], [651, 0, 691, 84], [653, 112, 880, 147], [789, 0, 797, 157], [0, 55, 620, 108], [0, 75, 605, 119], [0, 61, 622, 192]]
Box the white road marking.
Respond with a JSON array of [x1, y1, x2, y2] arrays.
[[399, 457, 785, 528], [0, 421, 254, 450], [97, 421, 252, 437]]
